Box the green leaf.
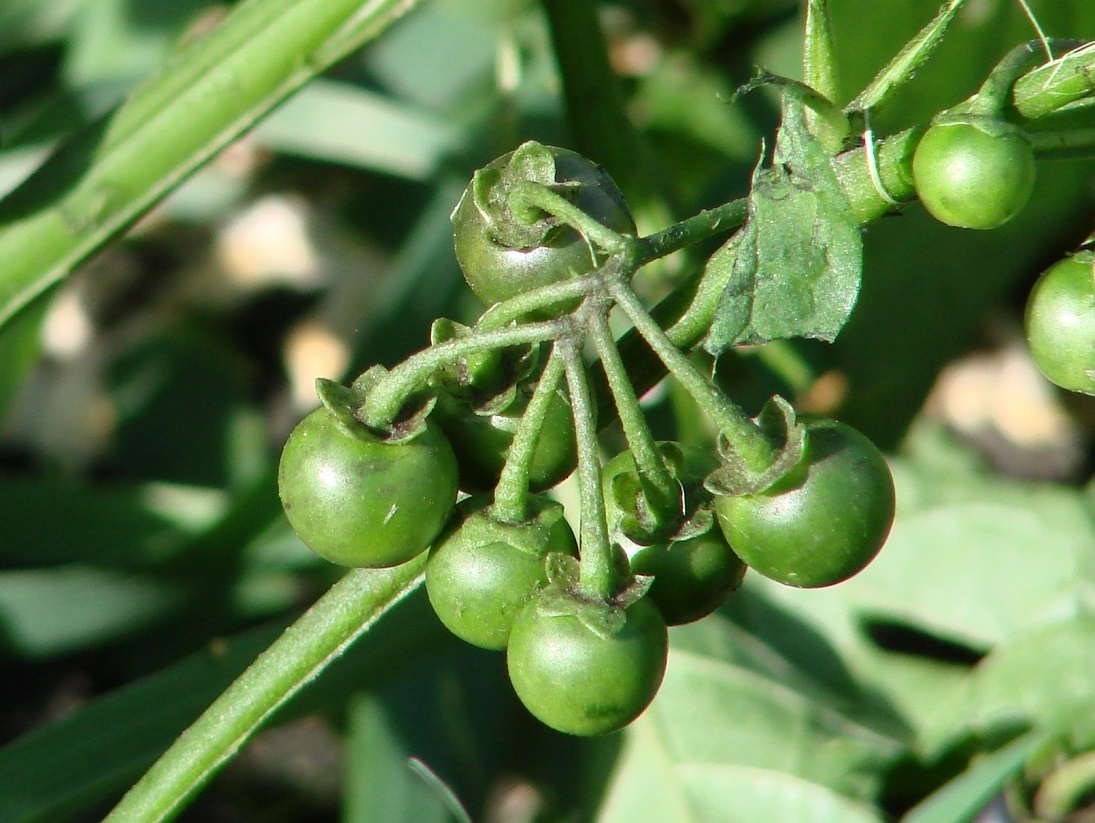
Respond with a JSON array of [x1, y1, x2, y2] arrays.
[[704, 87, 862, 352], [902, 731, 1047, 823], [837, 467, 1095, 650], [932, 614, 1095, 753], [597, 613, 903, 821], [600, 716, 887, 823]]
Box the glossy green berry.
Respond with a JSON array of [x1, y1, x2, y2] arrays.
[[278, 408, 459, 567], [629, 530, 746, 626], [452, 142, 635, 311], [425, 495, 578, 650], [507, 588, 668, 736], [713, 417, 895, 588], [912, 120, 1036, 230], [432, 384, 577, 494], [1025, 252, 1095, 396]]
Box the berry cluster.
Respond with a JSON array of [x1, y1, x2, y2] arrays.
[[277, 143, 898, 736]]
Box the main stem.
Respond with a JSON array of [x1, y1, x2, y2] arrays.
[[104, 559, 427, 823]]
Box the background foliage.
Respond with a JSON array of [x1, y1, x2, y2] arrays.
[[0, 0, 1093, 821]]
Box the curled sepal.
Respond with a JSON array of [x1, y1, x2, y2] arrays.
[[611, 573, 655, 611], [455, 498, 574, 560], [705, 395, 806, 496], [315, 377, 367, 434], [605, 442, 718, 545], [428, 318, 538, 413], [470, 141, 581, 250], [346, 366, 436, 443], [607, 467, 653, 543]]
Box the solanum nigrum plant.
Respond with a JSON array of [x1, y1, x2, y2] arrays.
[[261, 32, 1095, 745], [79, 4, 1095, 820], [1025, 249, 1095, 396]]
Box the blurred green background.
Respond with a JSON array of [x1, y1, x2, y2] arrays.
[[0, 1, 1093, 821]]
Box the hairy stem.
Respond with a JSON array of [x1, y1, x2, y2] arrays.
[[561, 335, 617, 602], [493, 349, 566, 524], [104, 560, 427, 823], [362, 320, 564, 429], [587, 310, 678, 518]]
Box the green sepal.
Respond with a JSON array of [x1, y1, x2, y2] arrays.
[[528, 581, 654, 641], [605, 442, 720, 545], [339, 366, 436, 443], [452, 496, 573, 560], [611, 574, 655, 611], [471, 140, 582, 250], [544, 551, 582, 590], [315, 377, 367, 434], [428, 317, 539, 414], [704, 395, 806, 496]]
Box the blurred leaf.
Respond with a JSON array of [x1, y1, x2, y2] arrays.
[[0, 0, 83, 51], [64, 0, 216, 88], [347, 177, 467, 374], [362, 0, 500, 114], [254, 79, 465, 180], [929, 614, 1095, 753], [902, 731, 1047, 823], [837, 466, 1095, 650], [597, 613, 904, 821], [344, 694, 455, 823], [344, 634, 526, 823], [0, 476, 225, 568], [0, 587, 446, 823], [106, 324, 251, 487], [0, 564, 186, 658], [0, 298, 46, 424]]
